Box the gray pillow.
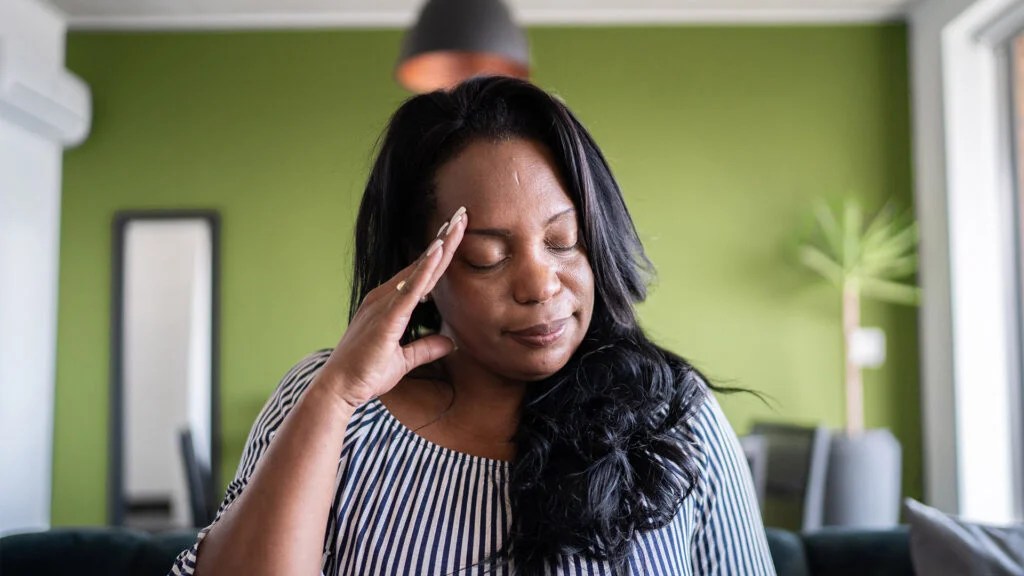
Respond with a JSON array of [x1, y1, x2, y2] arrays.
[[903, 498, 1024, 576]]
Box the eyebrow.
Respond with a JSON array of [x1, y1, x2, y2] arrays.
[[465, 207, 576, 238]]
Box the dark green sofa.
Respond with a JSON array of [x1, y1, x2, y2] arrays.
[[0, 526, 914, 575], [766, 526, 914, 576], [0, 527, 197, 575]]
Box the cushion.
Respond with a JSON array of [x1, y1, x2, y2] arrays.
[[904, 497, 1024, 576]]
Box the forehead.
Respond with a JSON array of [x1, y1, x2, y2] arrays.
[[432, 138, 575, 224]]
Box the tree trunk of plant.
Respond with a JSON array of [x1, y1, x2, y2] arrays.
[[843, 284, 863, 436]]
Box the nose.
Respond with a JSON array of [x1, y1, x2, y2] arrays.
[[512, 251, 561, 305]]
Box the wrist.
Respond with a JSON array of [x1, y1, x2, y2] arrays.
[[309, 371, 363, 416]]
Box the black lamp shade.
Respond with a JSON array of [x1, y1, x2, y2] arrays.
[[396, 0, 530, 93]]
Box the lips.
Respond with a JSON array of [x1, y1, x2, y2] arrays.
[[507, 318, 569, 348]]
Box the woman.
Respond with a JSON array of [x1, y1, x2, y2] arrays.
[[171, 76, 774, 576]]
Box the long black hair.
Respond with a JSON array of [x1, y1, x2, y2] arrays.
[[351, 76, 709, 575]]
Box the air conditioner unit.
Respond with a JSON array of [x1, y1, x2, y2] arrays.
[[0, 38, 91, 147]]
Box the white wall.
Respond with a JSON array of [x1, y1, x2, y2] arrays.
[[0, 0, 87, 536], [909, 0, 1024, 522], [0, 114, 62, 535]]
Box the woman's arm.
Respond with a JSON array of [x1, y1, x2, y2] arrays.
[[191, 366, 359, 575], [166, 350, 341, 575], [169, 209, 467, 576]]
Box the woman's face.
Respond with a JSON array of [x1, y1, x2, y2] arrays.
[[429, 137, 595, 382]]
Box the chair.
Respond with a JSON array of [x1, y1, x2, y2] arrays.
[[747, 422, 831, 532], [178, 428, 217, 527]]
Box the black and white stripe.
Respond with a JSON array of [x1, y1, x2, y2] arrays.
[[170, 350, 775, 575]]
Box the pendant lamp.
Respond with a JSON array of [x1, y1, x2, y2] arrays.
[[396, 0, 530, 93]]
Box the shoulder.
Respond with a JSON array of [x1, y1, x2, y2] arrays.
[[689, 383, 732, 444], [261, 349, 394, 431], [682, 375, 745, 477], [682, 378, 761, 520], [233, 349, 335, 479], [278, 349, 333, 392], [261, 349, 333, 407], [680, 378, 775, 573], [245, 349, 340, 441]]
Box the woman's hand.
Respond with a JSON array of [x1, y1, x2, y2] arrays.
[[317, 206, 468, 409], [190, 211, 467, 575]]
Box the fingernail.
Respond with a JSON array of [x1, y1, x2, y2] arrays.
[[447, 206, 466, 230], [435, 222, 449, 239], [425, 238, 443, 256]]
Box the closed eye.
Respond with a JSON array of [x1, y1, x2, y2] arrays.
[[466, 258, 507, 271], [547, 241, 578, 253]]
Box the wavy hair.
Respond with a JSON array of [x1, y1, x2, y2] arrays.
[[350, 76, 709, 575]]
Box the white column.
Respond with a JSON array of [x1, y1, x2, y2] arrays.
[[0, 0, 90, 535], [909, 0, 1024, 522]]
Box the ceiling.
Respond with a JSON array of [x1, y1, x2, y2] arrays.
[[51, 0, 918, 30]]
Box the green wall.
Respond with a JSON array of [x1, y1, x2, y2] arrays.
[[55, 25, 919, 525]]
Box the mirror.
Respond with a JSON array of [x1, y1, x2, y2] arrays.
[[109, 210, 220, 531]]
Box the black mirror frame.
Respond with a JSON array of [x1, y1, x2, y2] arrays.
[[108, 209, 221, 527]]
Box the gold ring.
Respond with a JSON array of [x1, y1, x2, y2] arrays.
[[396, 280, 408, 293]]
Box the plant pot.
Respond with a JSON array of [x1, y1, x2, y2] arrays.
[[823, 428, 902, 528]]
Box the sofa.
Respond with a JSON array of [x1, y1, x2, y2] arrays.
[[0, 525, 914, 575], [766, 526, 913, 576], [0, 527, 198, 576]]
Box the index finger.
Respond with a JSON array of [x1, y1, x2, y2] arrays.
[[375, 206, 466, 312], [422, 209, 467, 294], [360, 240, 435, 308], [388, 236, 445, 312]]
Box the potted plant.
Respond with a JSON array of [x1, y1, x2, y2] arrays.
[[797, 197, 920, 528]]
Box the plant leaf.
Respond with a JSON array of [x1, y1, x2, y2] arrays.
[[813, 200, 844, 263], [797, 196, 921, 304], [863, 222, 918, 261], [798, 245, 845, 287], [862, 254, 918, 279], [861, 201, 897, 251], [860, 277, 922, 305]]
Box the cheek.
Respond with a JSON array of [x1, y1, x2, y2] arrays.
[[563, 258, 596, 308], [433, 276, 503, 325]]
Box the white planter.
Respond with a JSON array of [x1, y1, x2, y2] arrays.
[[823, 428, 902, 528]]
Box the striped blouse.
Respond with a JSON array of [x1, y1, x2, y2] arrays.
[[170, 350, 776, 575]]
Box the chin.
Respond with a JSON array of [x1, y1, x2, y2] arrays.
[[503, 352, 575, 382], [518, 369, 561, 382]]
